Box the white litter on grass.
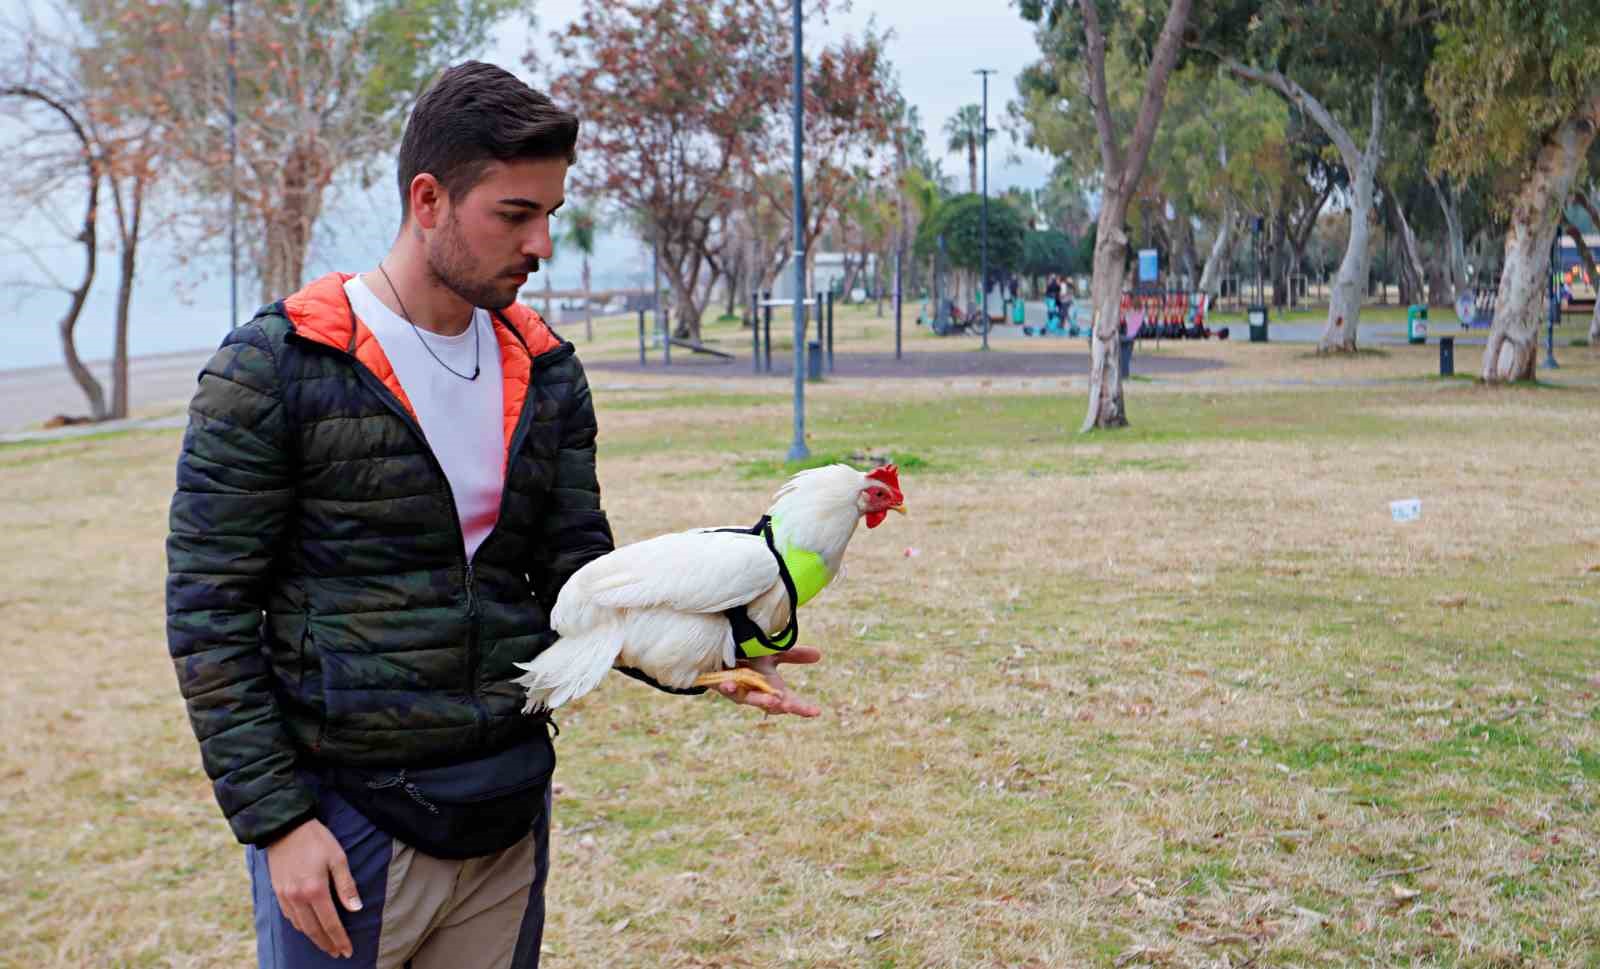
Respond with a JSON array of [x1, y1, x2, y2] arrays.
[[1390, 498, 1422, 523]]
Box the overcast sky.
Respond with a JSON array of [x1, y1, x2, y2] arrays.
[[492, 0, 1056, 193], [5, 0, 1063, 369]]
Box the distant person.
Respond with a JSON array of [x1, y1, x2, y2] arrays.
[[1044, 273, 1062, 306]]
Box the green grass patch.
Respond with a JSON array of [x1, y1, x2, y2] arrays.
[[737, 450, 931, 479]]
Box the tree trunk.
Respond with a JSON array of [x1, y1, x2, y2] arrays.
[[840, 255, 861, 301], [1429, 176, 1468, 303], [63, 179, 107, 421], [109, 175, 147, 421], [258, 139, 328, 303], [1083, 206, 1130, 431], [1077, 0, 1192, 430], [582, 256, 593, 342], [1482, 97, 1600, 382], [111, 238, 135, 420], [7, 85, 109, 420], [1197, 204, 1234, 300], [1224, 65, 1384, 352], [967, 137, 977, 194], [1323, 97, 1382, 350], [1180, 214, 1199, 286], [1270, 210, 1289, 309], [1390, 194, 1427, 308], [661, 251, 705, 344]]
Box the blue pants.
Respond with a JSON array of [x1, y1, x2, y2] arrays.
[[247, 775, 551, 969]]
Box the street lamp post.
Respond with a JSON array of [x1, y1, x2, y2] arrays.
[[788, 0, 809, 461], [227, 0, 238, 330], [1546, 236, 1561, 369], [976, 68, 995, 352]]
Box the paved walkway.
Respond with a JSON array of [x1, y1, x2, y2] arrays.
[[0, 349, 212, 436]]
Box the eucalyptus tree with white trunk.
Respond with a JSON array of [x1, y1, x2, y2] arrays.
[[1196, 202, 1235, 302], [1427, 0, 1600, 382], [1478, 109, 1600, 380], [1016, 0, 1195, 430], [1221, 65, 1384, 352]]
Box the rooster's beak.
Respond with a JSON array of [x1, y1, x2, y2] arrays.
[[890, 503, 907, 516]]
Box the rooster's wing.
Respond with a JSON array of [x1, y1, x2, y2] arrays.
[[551, 529, 780, 633]]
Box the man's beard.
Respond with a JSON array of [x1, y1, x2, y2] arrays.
[[427, 213, 537, 311]]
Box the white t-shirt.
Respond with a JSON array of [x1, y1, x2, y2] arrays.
[[345, 276, 505, 561]]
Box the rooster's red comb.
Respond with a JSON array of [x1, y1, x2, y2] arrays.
[[866, 463, 901, 494]]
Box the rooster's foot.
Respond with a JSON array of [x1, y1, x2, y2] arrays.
[[692, 668, 779, 695]]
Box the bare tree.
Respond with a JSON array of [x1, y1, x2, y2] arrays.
[[92, 0, 513, 303], [2, 81, 104, 418], [3, 1, 166, 422]]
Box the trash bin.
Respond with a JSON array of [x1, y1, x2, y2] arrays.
[[1407, 304, 1428, 344], [1247, 305, 1269, 343], [807, 340, 823, 381]]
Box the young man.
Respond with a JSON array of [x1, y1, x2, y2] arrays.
[[166, 62, 817, 969]]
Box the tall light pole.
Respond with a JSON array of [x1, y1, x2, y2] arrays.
[[227, 0, 238, 330], [976, 68, 995, 352], [787, 0, 809, 461]]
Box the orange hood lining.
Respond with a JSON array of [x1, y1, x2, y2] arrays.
[[282, 272, 561, 456]]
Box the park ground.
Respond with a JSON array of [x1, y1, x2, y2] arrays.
[[2, 303, 1600, 967]]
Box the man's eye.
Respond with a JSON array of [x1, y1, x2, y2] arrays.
[[500, 212, 528, 224]]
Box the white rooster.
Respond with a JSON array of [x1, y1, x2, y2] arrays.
[[514, 463, 906, 711]]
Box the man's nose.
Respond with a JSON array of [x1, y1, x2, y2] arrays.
[[524, 221, 554, 260]]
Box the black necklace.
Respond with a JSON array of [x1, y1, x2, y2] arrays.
[[378, 264, 481, 381]]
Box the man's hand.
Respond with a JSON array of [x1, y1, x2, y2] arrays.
[[265, 818, 362, 959], [713, 646, 822, 717]]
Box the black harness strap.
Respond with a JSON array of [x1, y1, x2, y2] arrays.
[[615, 516, 799, 696], [714, 516, 799, 658], [615, 664, 708, 695]]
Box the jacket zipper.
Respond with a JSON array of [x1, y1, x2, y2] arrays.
[[286, 330, 567, 744]]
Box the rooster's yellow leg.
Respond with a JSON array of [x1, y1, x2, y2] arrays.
[[693, 668, 779, 695]]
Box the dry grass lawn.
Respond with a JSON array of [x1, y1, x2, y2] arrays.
[[3, 305, 1600, 967]]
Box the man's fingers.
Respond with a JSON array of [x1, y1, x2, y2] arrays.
[[283, 896, 337, 957], [773, 646, 822, 665], [308, 886, 353, 958], [742, 691, 781, 711], [331, 854, 363, 912], [784, 697, 821, 717]]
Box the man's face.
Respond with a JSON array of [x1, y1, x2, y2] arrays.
[[426, 157, 568, 311]]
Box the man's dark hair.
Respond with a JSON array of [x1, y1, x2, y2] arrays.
[[397, 61, 578, 218]]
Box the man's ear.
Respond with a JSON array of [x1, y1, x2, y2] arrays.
[[409, 173, 446, 231]]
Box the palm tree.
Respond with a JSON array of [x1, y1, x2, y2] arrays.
[[567, 206, 599, 341], [553, 205, 600, 341], [944, 104, 983, 194]]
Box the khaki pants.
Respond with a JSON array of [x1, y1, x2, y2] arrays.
[[248, 776, 551, 969]]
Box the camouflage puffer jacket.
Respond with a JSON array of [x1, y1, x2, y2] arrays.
[[165, 273, 613, 846]]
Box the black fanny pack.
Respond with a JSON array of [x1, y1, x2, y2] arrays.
[[320, 733, 556, 860]]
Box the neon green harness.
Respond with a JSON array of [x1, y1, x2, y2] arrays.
[[723, 515, 835, 658]]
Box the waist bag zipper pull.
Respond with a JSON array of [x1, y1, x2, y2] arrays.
[[365, 769, 439, 815]]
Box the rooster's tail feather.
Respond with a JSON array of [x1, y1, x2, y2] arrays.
[[513, 624, 625, 713]]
